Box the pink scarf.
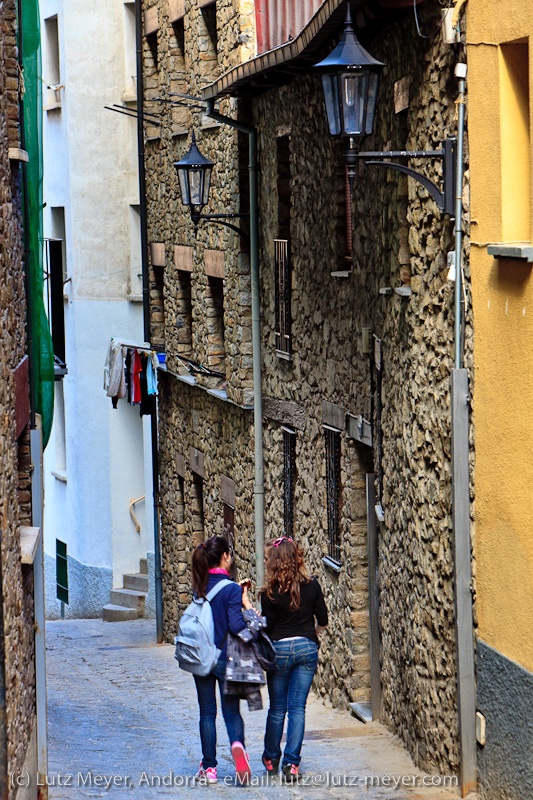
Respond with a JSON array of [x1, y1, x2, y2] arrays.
[[208, 568, 230, 575]]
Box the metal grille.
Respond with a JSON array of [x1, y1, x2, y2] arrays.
[[283, 428, 296, 537], [274, 239, 291, 355], [325, 428, 341, 564], [56, 539, 69, 604]]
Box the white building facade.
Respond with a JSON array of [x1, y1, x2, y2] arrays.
[[41, 0, 155, 619]]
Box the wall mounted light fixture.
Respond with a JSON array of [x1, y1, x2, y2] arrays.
[[314, 5, 456, 213], [174, 131, 249, 238]]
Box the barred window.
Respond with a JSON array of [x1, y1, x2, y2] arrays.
[[275, 133, 292, 356], [325, 427, 342, 564], [223, 501, 236, 579], [282, 427, 296, 537], [275, 239, 291, 355]]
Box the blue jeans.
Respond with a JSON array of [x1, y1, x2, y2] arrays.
[[263, 638, 319, 767], [193, 660, 245, 769]]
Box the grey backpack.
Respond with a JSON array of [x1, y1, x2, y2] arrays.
[[174, 579, 232, 676]]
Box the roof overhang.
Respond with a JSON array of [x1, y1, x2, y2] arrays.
[[201, 0, 410, 101]]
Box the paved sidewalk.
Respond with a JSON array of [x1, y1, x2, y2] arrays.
[[42, 619, 462, 800]]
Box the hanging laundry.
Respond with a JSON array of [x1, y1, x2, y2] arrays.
[[103, 339, 124, 397], [124, 349, 132, 404], [139, 353, 156, 417], [132, 349, 143, 404], [147, 353, 158, 396]]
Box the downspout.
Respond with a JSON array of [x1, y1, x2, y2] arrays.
[[204, 99, 264, 588], [136, 0, 151, 344], [451, 60, 477, 796], [136, 0, 163, 642], [454, 63, 467, 372]]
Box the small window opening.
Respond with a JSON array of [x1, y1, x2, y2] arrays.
[[56, 539, 69, 605], [275, 134, 292, 356], [500, 40, 530, 241], [223, 502, 236, 578], [44, 15, 61, 109], [191, 475, 204, 547], [123, 3, 137, 99], [176, 271, 193, 358], [54, 381, 67, 473], [283, 428, 296, 538], [206, 277, 225, 372], [325, 427, 342, 564]]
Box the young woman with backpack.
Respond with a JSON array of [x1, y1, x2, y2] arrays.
[[260, 536, 328, 782], [190, 535, 252, 785]]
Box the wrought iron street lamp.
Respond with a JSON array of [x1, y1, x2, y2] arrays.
[[314, 5, 384, 188], [174, 131, 213, 210], [314, 5, 456, 214], [314, 5, 384, 143], [174, 131, 248, 237]]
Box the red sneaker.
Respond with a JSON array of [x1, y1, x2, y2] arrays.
[[262, 755, 280, 774], [282, 763, 300, 783], [231, 742, 251, 785]]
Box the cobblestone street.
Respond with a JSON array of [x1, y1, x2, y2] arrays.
[[44, 620, 464, 800]]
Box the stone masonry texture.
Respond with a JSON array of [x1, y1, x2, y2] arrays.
[[0, 0, 38, 793], [145, 0, 475, 783]]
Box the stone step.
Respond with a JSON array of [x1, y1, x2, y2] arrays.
[[123, 573, 149, 592], [102, 604, 138, 622], [110, 588, 147, 615], [139, 557, 148, 575]]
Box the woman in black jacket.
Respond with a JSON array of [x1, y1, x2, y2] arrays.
[[260, 537, 328, 782]]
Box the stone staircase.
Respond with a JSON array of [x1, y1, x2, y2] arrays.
[[103, 558, 148, 621]]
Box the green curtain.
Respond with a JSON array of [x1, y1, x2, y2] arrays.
[[21, 0, 54, 447]]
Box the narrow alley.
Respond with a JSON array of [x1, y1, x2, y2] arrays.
[[44, 620, 462, 800]]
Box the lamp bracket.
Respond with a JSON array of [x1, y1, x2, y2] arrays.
[[355, 138, 456, 215], [191, 211, 250, 241]]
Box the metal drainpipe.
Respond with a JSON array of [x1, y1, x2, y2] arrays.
[[454, 64, 467, 372], [136, 0, 151, 345], [452, 61, 477, 796], [136, 0, 163, 642], [204, 100, 264, 588]]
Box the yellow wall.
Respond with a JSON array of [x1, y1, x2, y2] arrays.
[[467, 2, 533, 672]]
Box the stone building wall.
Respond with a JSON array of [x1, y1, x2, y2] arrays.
[[158, 373, 255, 639], [147, 0, 475, 781], [143, 0, 254, 404], [142, 0, 258, 633], [253, 3, 473, 778], [0, 0, 38, 792]]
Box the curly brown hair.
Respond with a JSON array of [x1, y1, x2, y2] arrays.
[[262, 538, 310, 610]]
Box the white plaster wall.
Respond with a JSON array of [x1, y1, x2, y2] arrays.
[[41, 0, 153, 614]]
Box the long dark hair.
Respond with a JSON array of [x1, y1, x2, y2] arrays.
[[191, 536, 230, 598], [261, 538, 310, 610]]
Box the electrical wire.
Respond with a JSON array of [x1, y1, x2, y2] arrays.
[[413, 0, 446, 39]]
